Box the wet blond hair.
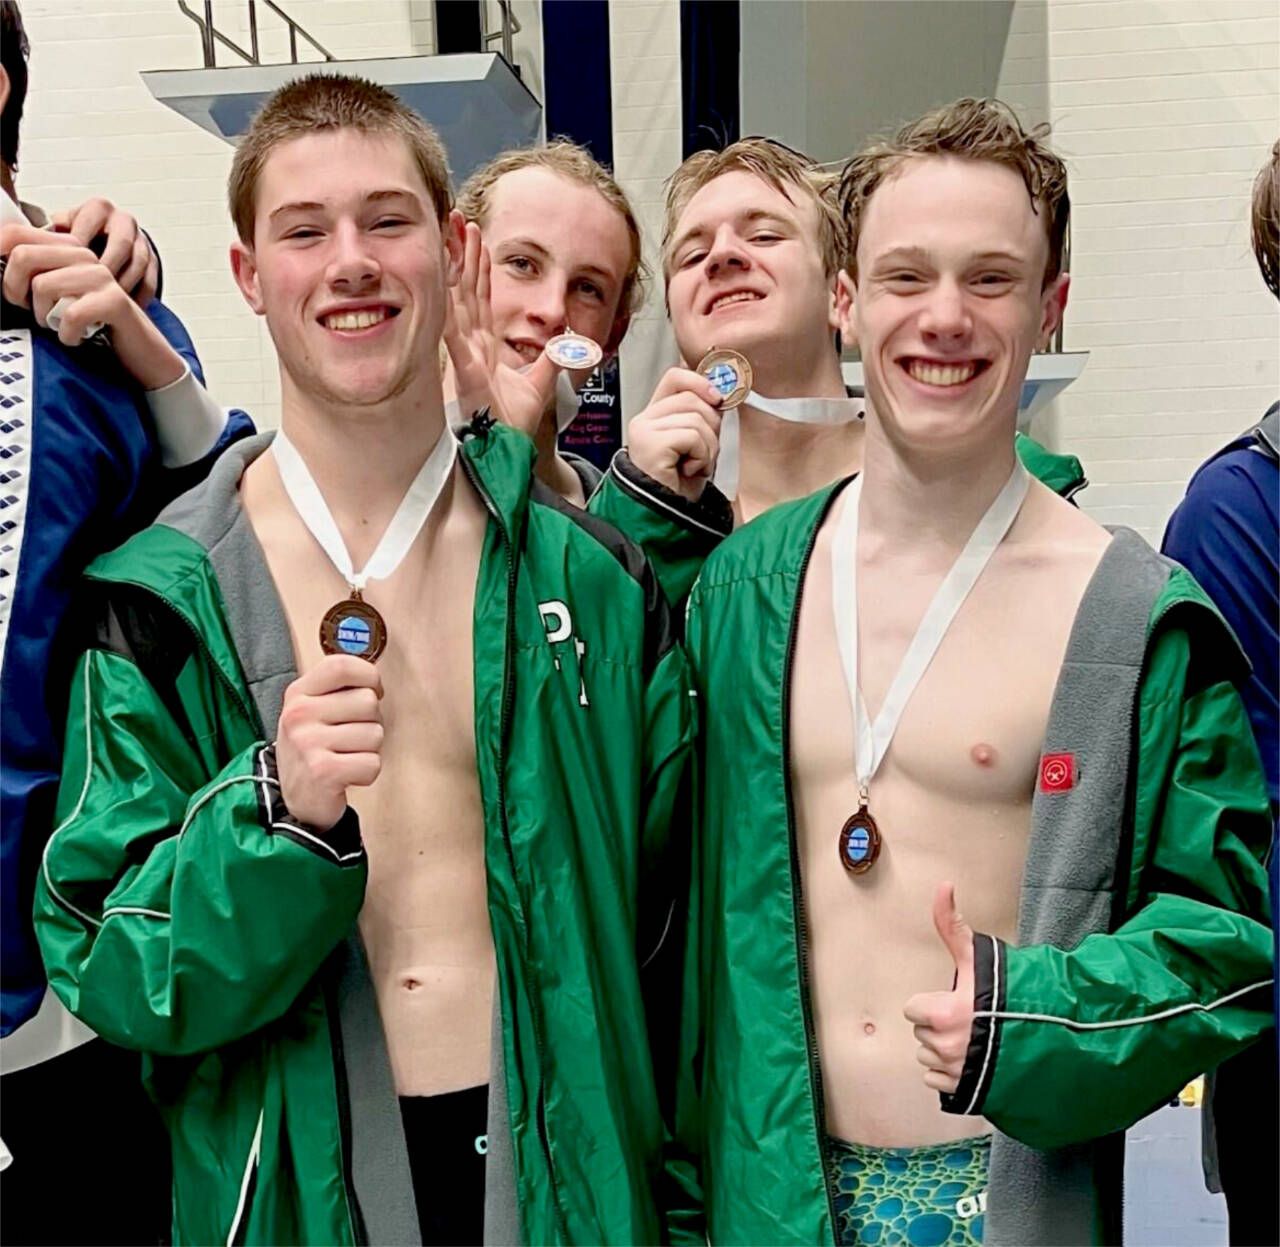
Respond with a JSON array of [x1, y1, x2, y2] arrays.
[[456, 140, 648, 320], [229, 73, 453, 243], [661, 137, 847, 279], [839, 97, 1070, 289]]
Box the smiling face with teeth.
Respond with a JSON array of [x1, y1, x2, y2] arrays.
[[230, 127, 463, 415], [666, 169, 841, 389], [839, 155, 1068, 453]]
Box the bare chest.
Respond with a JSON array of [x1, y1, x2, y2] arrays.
[[792, 537, 1078, 814]]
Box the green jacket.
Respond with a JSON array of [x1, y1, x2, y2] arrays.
[[672, 482, 1274, 1245], [590, 431, 1087, 609], [35, 422, 695, 1247]]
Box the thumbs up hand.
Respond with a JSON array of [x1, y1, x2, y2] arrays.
[[903, 882, 977, 1094]]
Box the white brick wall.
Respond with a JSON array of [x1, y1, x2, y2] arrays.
[[1037, 0, 1280, 544], [13, 0, 1277, 517], [16, 0, 435, 430], [609, 0, 681, 419]]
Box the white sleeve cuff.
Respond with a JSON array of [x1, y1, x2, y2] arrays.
[[144, 364, 229, 468]]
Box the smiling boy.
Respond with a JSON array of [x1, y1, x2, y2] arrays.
[[670, 99, 1274, 1247], [588, 138, 1083, 610], [33, 75, 693, 1246]]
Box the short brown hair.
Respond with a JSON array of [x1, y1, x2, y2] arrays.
[[839, 98, 1070, 288], [662, 137, 847, 279], [456, 140, 648, 320], [228, 73, 453, 244], [1252, 140, 1279, 300]]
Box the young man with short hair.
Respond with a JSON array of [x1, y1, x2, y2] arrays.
[[34, 74, 692, 1246], [446, 141, 647, 505], [588, 137, 1082, 608], [670, 99, 1274, 1246]]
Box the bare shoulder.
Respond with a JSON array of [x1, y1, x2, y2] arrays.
[[1015, 479, 1112, 568]]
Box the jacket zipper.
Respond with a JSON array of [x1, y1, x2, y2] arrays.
[[780, 482, 850, 1246], [459, 433, 571, 1245]]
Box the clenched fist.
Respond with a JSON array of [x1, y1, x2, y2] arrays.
[[626, 366, 724, 501], [275, 655, 385, 830]]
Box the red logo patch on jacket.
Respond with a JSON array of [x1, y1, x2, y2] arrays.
[[1039, 752, 1076, 793]]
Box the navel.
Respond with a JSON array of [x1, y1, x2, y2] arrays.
[[863, 1021, 877, 1037]]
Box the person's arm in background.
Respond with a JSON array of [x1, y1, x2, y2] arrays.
[[1162, 438, 1279, 808], [2, 218, 253, 480]]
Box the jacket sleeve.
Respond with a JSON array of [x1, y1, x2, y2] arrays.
[[588, 451, 732, 611], [143, 296, 256, 495], [942, 622, 1275, 1150], [34, 641, 367, 1057]]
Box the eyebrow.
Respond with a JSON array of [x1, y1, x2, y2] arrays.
[[872, 245, 1029, 268], [669, 208, 794, 260], [268, 188, 421, 222], [495, 236, 620, 285]]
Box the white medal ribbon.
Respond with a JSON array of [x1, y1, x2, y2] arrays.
[[831, 460, 1030, 800], [272, 425, 457, 591], [714, 392, 863, 500]]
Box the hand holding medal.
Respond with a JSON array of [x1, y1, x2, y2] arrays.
[[276, 655, 384, 830], [693, 346, 863, 500], [624, 364, 727, 501]]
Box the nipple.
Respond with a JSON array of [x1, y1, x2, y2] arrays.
[[970, 742, 998, 768]]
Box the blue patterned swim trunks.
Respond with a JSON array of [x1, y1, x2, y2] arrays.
[[827, 1133, 991, 1246]]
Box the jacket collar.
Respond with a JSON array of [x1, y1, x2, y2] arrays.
[[456, 412, 538, 540]]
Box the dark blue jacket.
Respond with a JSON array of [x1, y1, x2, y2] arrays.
[[0, 299, 253, 1035], [1163, 405, 1279, 807]]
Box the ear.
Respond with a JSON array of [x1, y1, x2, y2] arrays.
[[0, 65, 10, 124], [442, 209, 466, 287], [827, 270, 843, 335], [835, 269, 858, 340], [1037, 272, 1070, 350], [230, 240, 265, 316]]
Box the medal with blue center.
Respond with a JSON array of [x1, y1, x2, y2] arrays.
[[320, 589, 387, 662], [272, 422, 458, 664], [831, 461, 1031, 876], [838, 787, 881, 875], [696, 346, 753, 409], [545, 328, 604, 372]]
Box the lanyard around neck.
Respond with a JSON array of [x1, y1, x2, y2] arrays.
[[714, 391, 863, 500], [830, 461, 1030, 796], [272, 425, 457, 591]]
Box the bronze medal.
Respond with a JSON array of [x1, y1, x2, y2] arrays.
[[319, 590, 387, 663], [838, 804, 882, 875], [545, 330, 604, 371], [696, 346, 753, 409]]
